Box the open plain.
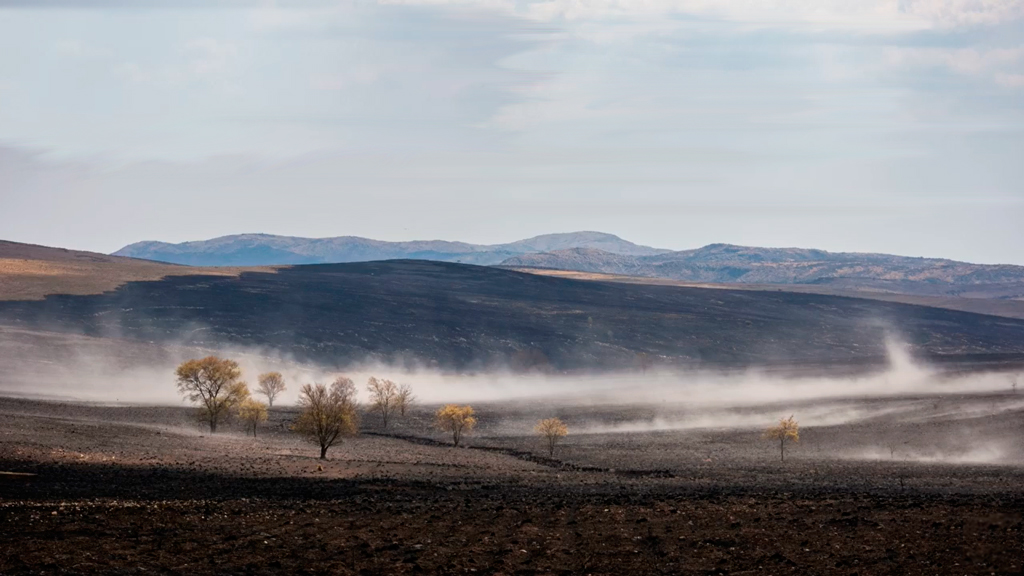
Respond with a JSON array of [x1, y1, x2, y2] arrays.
[[2, 383, 1023, 575], [2, 241, 1024, 574]]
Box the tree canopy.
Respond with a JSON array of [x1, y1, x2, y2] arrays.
[[535, 417, 569, 457], [293, 376, 359, 459], [764, 415, 799, 461], [175, 356, 248, 433], [435, 404, 477, 447], [256, 372, 286, 407]]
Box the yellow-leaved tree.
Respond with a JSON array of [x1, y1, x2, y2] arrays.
[[764, 415, 799, 461], [535, 417, 569, 457], [238, 398, 269, 437], [175, 356, 249, 433], [435, 404, 476, 447], [293, 376, 360, 459]]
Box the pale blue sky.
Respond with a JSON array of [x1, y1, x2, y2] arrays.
[[1, 0, 1022, 263]]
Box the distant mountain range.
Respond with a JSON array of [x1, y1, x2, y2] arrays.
[[112, 232, 1024, 298], [502, 244, 1024, 297], [113, 232, 669, 266]]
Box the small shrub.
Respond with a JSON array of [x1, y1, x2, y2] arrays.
[[238, 398, 269, 437], [763, 415, 799, 462], [535, 417, 568, 457]]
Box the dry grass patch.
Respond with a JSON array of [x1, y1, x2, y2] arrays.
[[0, 257, 272, 301]]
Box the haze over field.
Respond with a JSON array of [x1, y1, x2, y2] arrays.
[[3, 324, 1017, 408]]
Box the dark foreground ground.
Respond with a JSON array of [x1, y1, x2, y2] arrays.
[[2, 397, 1023, 575]]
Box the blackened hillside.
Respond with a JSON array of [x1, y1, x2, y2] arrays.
[[1, 260, 1023, 371]]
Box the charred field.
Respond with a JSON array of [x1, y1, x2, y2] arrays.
[[2, 389, 1023, 575], [2, 253, 1024, 574], [2, 259, 1024, 372]]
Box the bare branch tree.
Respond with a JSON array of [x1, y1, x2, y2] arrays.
[[396, 383, 415, 418], [256, 372, 286, 407], [367, 377, 399, 429], [293, 377, 359, 459]]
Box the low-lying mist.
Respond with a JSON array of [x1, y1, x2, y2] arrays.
[[0, 328, 1018, 406], [1, 328, 1021, 455]]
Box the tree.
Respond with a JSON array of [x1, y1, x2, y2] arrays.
[[293, 377, 359, 459], [763, 415, 799, 462], [256, 372, 286, 407], [396, 383, 415, 417], [238, 398, 269, 437], [535, 417, 568, 457], [175, 356, 249, 433], [366, 377, 399, 429], [435, 404, 477, 447]]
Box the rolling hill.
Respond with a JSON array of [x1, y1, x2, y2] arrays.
[[2, 255, 1024, 372], [0, 240, 268, 301], [113, 231, 669, 267]]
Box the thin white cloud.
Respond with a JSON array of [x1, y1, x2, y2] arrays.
[[382, 0, 1024, 30], [886, 45, 1024, 86], [1, 0, 1022, 264], [183, 38, 239, 76], [996, 72, 1024, 86]]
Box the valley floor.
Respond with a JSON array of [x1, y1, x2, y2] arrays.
[[1, 397, 1022, 575]]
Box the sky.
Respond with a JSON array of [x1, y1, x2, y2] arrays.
[[0, 0, 1022, 263]]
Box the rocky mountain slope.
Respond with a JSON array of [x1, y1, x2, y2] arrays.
[[114, 233, 1024, 299], [113, 232, 669, 266], [502, 244, 1024, 298]]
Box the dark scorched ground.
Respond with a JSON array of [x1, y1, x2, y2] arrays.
[[1, 260, 1024, 371]]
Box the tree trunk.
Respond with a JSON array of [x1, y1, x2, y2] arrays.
[[320, 445, 328, 460], [780, 438, 785, 462], [209, 418, 217, 434]]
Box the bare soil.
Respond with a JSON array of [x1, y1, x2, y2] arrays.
[[2, 396, 1022, 575]]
